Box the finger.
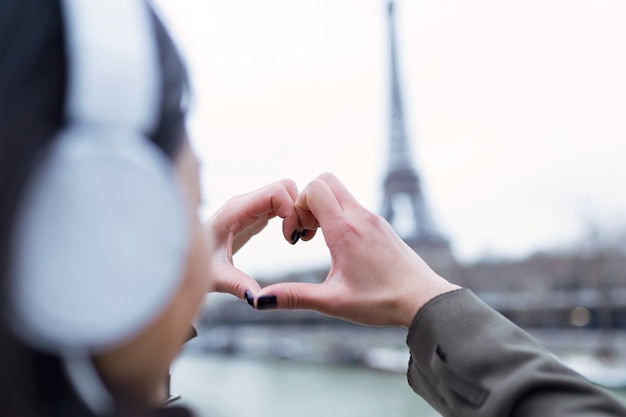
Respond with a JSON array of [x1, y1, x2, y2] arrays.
[[299, 227, 318, 241], [255, 281, 335, 312], [234, 180, 300, 246], [315, 172, 362, 210], [295, 179, 343, 233], [232, 216, 270, 254], [294, 205, 318, 231], [247, 180, 298, 225], [292, 208, 319, 243], [279, 178, 300, 203], [211, 263, 262, 302], [211, 180, 301, 245], [219, 180, 298, 232], [263, 180, 303, 244]]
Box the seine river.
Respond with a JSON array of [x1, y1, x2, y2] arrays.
[[171, 353, 439, 417], [171, 352, 626, 417]]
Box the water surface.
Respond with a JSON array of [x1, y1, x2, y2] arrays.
[[171, 353, 439, 417]]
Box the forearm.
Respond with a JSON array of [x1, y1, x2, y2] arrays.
[[406, 289, 626, 417]]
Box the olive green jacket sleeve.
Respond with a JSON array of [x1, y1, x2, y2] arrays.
[[406, 289, 626, 417]]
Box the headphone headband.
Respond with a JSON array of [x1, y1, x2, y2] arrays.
[[61, 0, 160, 132]]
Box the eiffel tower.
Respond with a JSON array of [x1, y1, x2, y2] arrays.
[[381, 0, 455, 270]]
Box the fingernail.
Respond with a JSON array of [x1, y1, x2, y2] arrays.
[[186, 326, 198, 342], [257, 295, 277, 310], [290, 230, 302, 245], [300, 229, 308, 238], [244, 290, 254, 307]]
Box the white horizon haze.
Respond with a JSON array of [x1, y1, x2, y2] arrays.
[[153, 0, 626, 277]]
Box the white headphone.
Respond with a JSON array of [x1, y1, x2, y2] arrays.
[[11, 0, 189, 353]]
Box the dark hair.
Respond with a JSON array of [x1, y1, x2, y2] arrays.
[[0, 0, 189, 415]]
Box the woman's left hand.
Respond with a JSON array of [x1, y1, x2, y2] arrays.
[[204, 179, 313, 300]]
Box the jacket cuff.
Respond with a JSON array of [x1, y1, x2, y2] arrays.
[[405, 289, 491, 413]]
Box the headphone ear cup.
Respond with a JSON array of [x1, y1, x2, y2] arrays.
[[13, 126, 189, 352]]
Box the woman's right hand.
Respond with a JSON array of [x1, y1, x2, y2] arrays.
[[255, 173, 460, 328]]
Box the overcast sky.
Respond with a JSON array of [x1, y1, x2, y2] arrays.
[[153, 0, 626, 277]]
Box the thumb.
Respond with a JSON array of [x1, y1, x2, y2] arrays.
[[254, 281, 335, 311]]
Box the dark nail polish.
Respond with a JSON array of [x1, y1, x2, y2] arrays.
[[186, 325, 198, 342], [244, 290, 254, 307], [300, 229, 308, 238], [257, 295, 277, 310], [290, 230, 302, 245]]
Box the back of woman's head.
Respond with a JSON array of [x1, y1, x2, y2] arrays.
[[0, 0, 190, 415]]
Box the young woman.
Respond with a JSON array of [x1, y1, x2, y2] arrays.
[[0, 0, 301, 415], [2, 1, 625, 417]]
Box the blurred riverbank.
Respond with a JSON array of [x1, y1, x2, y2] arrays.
[[187, 325, 410, 372], [188, 324, 626, 373]]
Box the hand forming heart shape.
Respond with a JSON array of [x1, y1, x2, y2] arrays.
[[205, 173, 459, 329]]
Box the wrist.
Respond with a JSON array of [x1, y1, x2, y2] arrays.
[[400, 276, 461, 329]]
